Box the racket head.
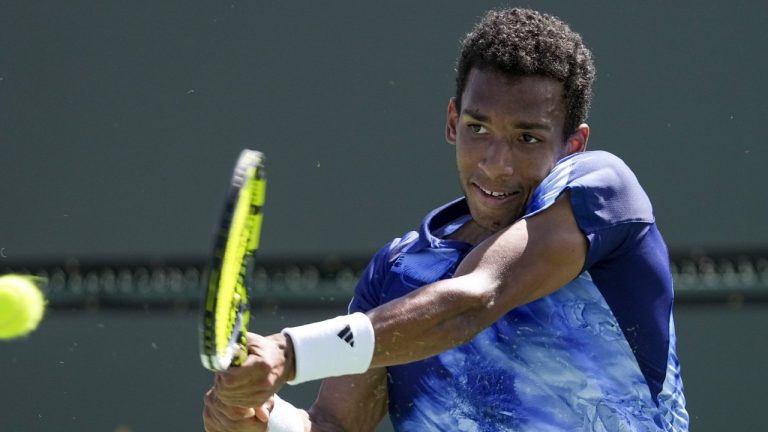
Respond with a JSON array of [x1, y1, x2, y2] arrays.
[[200, 149, 266, 372]]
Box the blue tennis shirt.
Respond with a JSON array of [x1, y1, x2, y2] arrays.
[[349, 151, 689, 431]]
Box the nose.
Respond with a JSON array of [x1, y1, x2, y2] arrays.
[[479, 140, 515, 179]]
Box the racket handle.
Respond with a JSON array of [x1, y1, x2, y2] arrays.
[[232, 332, 249, 366]]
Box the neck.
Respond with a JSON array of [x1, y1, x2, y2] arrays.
[[446, 219, 497, 246]]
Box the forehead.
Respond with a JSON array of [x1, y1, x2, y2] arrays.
[[461, 68, 565, 125]]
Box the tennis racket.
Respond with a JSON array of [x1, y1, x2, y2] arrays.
[[200, 149, 266, 372]]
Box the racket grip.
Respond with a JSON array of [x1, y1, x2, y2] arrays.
[[231, 330, 249, 367], [233, 344, 248, 366]]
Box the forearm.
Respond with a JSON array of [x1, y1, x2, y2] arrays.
[[366, 271, 502, 367], [309, 371, 388, 432], [282, 371, 388, 432]]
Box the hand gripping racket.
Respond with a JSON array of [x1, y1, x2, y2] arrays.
[[200, 149, 266, 371]]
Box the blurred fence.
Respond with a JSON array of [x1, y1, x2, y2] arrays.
[[1, 257, 368, 309], [669, 252, 768, 303], [2, 252, 767, 309]]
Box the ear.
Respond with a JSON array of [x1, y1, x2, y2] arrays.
[[446, 98, 458, 145], [565, 124, 589, 155]]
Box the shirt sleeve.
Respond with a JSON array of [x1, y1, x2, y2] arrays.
[[523, 151, 655, 270], [347, 232, 417, 314]]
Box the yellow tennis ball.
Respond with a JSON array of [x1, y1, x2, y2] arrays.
[[0, 274, 46, 340]]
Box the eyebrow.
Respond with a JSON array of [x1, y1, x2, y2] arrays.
[[462, 109, 552, 131]]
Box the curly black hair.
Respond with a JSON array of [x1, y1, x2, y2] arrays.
[[455, 8, 596, 138]]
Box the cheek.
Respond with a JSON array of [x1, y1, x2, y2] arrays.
[[455, 143, 480, 169]]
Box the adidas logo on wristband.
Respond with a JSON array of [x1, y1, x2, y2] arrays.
[[337, 324, 354, 347]]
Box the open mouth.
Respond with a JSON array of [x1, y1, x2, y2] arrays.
[[474, 183, 518, 200]]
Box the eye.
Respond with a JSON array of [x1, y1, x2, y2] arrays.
[[520, 133, 541, 144], [468, 124, 488, 135]]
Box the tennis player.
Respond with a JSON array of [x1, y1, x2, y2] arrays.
[[204, 8, 689, 431]]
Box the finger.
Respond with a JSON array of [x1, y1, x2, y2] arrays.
[[252, 395, 275, 424], [245, 331, 265, 347], [203, 403, 226, 432], [220, 405, 256, 421], [205, 390, 265, 432], [215, 412, 268, 432], [216, 372, 275, 407], [203, 390, 228, 432], [216, 372, 257, 404], [213, 381, 271, 415], [208, 387, 259, 419], [254, 405, 269, 423], [217, 364, 266, 389], [217, 389, 273, 408]]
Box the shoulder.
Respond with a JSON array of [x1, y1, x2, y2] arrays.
[[533, 151, 642, 201], [559, 150, 643, 190], [349, 198, 471, 313], [347, 228, 422, 314], [526, 151, 654, 230]]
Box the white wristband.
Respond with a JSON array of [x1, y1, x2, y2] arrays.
[[267, 394, 303, 432], [282, 312, 375, 385]]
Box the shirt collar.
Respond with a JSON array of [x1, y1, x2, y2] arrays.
[[416, 197, 474, 251]]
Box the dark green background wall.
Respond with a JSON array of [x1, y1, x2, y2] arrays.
[[1, 0, 766, 262]]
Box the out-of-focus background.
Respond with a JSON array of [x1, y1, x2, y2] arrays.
[[1, 1, 766, 431]]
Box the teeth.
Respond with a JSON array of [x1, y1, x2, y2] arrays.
[[479, 185, 510, 198]]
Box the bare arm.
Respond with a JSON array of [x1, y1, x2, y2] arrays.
[[367, 192, 587, 367], [307, 368, 389, 432]]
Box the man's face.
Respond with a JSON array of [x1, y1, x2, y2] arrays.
[[447, 68, 586, 232]]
